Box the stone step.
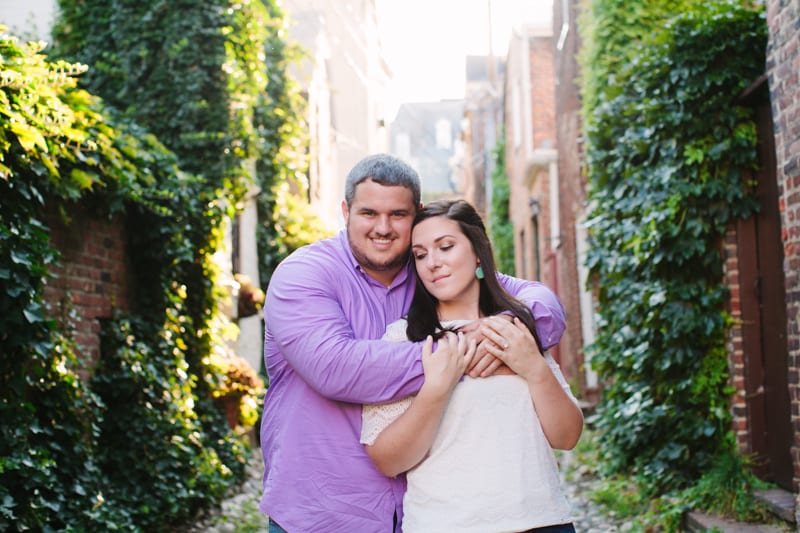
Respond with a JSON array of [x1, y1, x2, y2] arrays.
[[684, 511, 789, 532], [754, 488, 796, 525], [684, 487, 796, 533]]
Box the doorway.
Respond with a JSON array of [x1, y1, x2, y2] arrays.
[[737, 75, 793, 490]]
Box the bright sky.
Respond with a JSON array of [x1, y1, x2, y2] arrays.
[[377, 0, 553, 111]]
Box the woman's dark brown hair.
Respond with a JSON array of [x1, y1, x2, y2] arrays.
[[405, 199, 542, 351]]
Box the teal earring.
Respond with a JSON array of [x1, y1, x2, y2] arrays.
[[475, 265, 485, 280]]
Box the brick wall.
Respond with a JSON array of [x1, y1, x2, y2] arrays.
[[529, 38, 556, 150], [722, 227, 751, 455], [766, 0, 800, 499], [505, 28, 585, 378], [552, 0, 590, 396], [43, 202, 131, 370]]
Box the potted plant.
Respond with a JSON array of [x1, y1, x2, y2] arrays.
[[234, 273, 265, 319], [207, 353, 265, 430]]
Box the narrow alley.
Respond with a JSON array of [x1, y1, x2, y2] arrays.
[[183, 444, 630, 532], [183, 442, 795, 533]]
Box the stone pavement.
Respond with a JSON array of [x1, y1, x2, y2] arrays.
[[181, 450, 270, 533], [557, 447, 632, 533], [183, 446, 629, 533]]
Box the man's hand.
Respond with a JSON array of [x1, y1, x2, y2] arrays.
[[461, 315, 514, 377]]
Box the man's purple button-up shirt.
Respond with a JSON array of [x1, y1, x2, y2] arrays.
[[259, 230, 566, 532]]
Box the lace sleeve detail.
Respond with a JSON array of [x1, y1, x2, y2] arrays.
[[360, 318, 415, 446], [361, 395, 415, 445], [544, 352, 579, 404], [382, 318, 409, 341]]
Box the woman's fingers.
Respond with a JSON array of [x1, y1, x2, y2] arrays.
[[462, 338, 477, 370], [467, 349, 498, 377], [422, 335, 434, 357], [479, 356, 505, 377], [456, 330, 466, 351], [481, 316, 515, 350]]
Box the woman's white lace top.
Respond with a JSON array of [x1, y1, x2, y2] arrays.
[[361, 319, 576, 532]]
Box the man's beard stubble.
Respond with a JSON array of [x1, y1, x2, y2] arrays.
[[347, 228, 409, 274]]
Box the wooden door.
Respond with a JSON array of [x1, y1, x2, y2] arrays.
[[737, 77, 793, 490]]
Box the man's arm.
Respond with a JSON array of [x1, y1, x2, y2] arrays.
[[264, 248, 424, 404], [497, 275, 566, 349], [364, 333, 475, 477]]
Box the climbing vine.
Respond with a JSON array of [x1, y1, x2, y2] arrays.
[[0, 0, 323, 528], [252, 6, 333, 289], [579, 0, 766, 492], [489, 133, 515, 274], [49, 2, 279, 525], [0, 30, 214, 530]]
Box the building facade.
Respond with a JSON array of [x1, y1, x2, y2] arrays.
[[283, 0, 391, 230], [549, 0, 799, 520], [503, 21, 589, 393], [454, 55, 506, 215], [389, 100, 465, 201]]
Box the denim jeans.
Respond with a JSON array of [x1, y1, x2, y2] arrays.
[[269, 516, 570, 532], [269, 513, 398, 532], [523, 524, 577, 533], [268, 518, 288, 533]]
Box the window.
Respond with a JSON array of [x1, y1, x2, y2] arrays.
[[395, 133, 411, 160], [435, 119, 452, 149]]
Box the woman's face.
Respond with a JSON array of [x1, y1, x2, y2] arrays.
[[411, 216, 480, 309]]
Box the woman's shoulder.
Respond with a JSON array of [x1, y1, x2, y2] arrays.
[[382, 318, 409, 341], [441, 319, 475, 330]]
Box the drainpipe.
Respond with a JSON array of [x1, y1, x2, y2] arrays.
[[526, 149, 560, 363], [518, 23, 563, 362], [545, 249, 561, 364]]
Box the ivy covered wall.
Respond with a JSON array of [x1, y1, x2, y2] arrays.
[[578, 0, 767, 492], [0, 0, 326, 528]]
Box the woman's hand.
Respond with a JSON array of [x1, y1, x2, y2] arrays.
[[461, 316, 513, 377], [480, 316, 584, 449], [479, 316, 545, 381], [365, 331, 478, 477], [420, 332, 477, 397]]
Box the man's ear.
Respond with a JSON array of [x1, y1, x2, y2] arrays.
[[341, 200, 349, 222], [418, 202, 424, 210]]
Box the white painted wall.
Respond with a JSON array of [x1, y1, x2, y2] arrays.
[[1, 0, 55, 42], [236, 188, 265, 372]]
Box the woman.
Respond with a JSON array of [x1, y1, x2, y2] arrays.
[[361, 199, 583, 533]]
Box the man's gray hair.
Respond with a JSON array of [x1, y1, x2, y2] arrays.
[[344, 154, 422, 208]]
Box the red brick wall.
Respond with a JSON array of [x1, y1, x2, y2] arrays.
[[766, 0, 800, 497], [43, 202, 131, 370], [529, 39, 555, 150], [552, 0, 590, 396], [523, 31, 552, 296], [506, 29, 586, 381], [722, 228, 752, 455], [527, 34, 558, 309]]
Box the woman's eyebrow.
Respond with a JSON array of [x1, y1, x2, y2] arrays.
[[411, 235, 455, 248]]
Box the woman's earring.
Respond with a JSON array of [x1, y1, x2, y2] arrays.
[[475, 265, 485, 280]]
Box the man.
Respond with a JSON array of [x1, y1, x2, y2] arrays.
[[260, 154, 566, 532]]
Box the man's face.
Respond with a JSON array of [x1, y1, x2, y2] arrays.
[[342, 179, 417, 286]]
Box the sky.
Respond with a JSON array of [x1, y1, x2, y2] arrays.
[[0, 0, 553, 115], [376, 0, 553, 111]]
